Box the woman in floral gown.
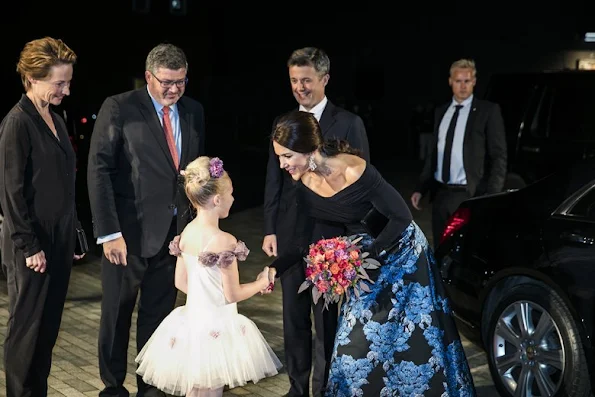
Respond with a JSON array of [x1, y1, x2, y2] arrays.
[[269, 110, 476, 396]]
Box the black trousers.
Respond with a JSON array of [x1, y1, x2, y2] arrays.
[[431, 185, 471, 249], [98, 220, 177, 397], [281, 262, 338, 397], [3, 213, 75, 397], [280, 217, 343, 397]]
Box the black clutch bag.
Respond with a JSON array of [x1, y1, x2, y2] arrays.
[[75, 227, 89, 254], [360, 208, 389, 238]]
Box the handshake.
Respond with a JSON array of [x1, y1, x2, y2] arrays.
[[257, 266, 277, 295]]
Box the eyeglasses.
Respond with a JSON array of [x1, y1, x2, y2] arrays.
[[151, 72, 188, 89]]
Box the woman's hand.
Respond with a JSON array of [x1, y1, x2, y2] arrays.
[[260, 267, 277, 294], [258, 266, 271, 294], [258, 266, 275, 294], [26, 250, 47, 273], [267, 267, 277, 291], [73, 253, 86, 261], [256, 266, 269, 281]]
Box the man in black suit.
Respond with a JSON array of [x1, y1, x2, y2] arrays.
[[411, 58, 506, 247], [87, 43, 205, 397], [262, 47, 370, 397]]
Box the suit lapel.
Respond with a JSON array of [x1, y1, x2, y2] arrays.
[[18, 95, 67, 155], [462, 98, 478, 172], [464, 98, 478, 144], [319, 101, 337, 135], [53, 114, 73, 156], [177, 99, 191, 168], [45, 113, 69, 155], [137, 89, 177, 172]]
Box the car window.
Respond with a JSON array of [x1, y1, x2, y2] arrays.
[[544, 161, 595, 216], [547, 76, 595, 142], [485, 75, 537, 144], [527, 86, 549, 139], [568, 187, 595, 219]]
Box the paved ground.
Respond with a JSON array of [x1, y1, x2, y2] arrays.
[[0, 165, 499, 396]]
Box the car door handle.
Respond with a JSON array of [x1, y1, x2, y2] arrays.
[[560, 231, 595, 245], [521, 145, 541, 153]]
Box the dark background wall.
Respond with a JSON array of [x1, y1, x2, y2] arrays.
[[1, 5, 593, 214]]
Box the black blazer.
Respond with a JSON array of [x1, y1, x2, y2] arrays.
[[0, 95, 77, 260], [263, 100, 370, 255], [87, 87, 206, 258], [415, 97, 507, 198]]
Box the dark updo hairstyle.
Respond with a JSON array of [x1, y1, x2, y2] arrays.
[[271, 110, 362, 157]]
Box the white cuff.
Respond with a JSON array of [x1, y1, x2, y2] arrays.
[[97, 232, 122, 244]]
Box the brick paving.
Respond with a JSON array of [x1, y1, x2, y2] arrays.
[[0, 202, 499, 397]]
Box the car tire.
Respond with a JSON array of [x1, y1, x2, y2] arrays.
[[486, 283, 590, 397]]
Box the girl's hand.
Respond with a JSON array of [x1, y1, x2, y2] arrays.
[[257, 266, 273, 293]]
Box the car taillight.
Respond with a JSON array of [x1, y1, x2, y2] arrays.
[[440, 207, 471, 244]]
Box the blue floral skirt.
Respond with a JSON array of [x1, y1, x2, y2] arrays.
[[325, 222, 476, 396]]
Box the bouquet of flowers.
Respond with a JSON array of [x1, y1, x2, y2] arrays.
[[298, 235, 381, 310]]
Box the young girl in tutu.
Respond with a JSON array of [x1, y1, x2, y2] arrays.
[[135, 156, 281, 397]]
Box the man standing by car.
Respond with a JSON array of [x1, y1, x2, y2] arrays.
[[411, 58, 507, 247]]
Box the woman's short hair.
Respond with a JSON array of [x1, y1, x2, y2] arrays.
[[16, 37, 77, 91]]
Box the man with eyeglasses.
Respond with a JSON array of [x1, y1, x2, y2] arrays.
[[87, 43, 206, 397]]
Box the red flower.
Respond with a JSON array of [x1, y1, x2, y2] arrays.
[[298, 235, 379, 310]]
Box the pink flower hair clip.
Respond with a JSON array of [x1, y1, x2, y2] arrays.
[[169, 235, 182, 257], [209, 157, 224, 178]]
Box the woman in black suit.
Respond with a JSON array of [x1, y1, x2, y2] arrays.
[[0, 36, 84, 397]]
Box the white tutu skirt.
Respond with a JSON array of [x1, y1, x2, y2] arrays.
[[135, 305, 282, 395]]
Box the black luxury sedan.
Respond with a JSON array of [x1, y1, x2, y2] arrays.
[[435, 160, 595, 397]]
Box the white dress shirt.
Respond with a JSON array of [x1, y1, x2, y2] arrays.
[[299, 96, 328, 122], [435, 95, 474, 185]]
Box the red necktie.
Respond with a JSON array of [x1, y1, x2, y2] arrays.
[[162, 106, 179, 170]]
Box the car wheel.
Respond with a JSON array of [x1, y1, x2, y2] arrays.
[[486, 283, 590, 397]]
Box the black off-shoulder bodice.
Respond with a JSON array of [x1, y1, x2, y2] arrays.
[[270, 164, 413, 275], [299, 164, 413, 255]]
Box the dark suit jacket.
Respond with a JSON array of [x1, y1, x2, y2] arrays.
[[0, 95, 77, 261], [415, 97, 507, 198], [263, 100, 370, 257], [87, 87, 205, 258]]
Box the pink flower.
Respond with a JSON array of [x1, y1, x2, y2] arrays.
[[300, 235, 376, 310], [209, 157, 224, 178], [338, 277, 350, 288], [344, 269, 356, 281], [169, 236, 181, 256], [316, 279, 329, 293]]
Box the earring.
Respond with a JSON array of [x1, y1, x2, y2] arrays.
[[308, 156, 317, 171]]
